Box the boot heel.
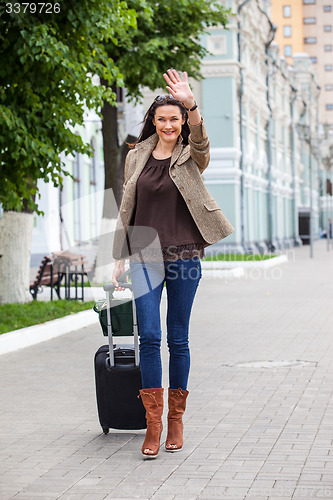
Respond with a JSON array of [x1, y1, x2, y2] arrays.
[[139, 389, 164, 458], [165, 388, 189, 452]]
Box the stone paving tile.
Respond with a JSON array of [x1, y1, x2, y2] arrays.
[[62, 495, 108, 500], [172, 496, 196, 500], [266, 497, 291, 500], [10, 495, 59, 500], [246, 497, 269, 500]]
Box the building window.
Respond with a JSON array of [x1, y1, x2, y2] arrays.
[[325, 44, 333, 51], [303, 0, 316, 4], [325, 65, 333, 71], [284, 45, 292, 57], [326, 104, 333, 110], [325, 84, 333, 91], [324, 25, 332, 32], [73, 154, 80, 184], [324, 5, 332, 11], [207, 35, 227, 56], [310, 57, 317, 63], [283, 5, 291, 17], [304, 37, 317, 43], [90, 139, 97, 188], [283, 25, 292, 37], [304, 17, 316, 24]]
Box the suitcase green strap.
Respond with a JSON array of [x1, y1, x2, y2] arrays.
[[93, 300, 106, 313]]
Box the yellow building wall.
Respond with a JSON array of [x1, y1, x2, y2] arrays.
[[271, 0, 304, 63]]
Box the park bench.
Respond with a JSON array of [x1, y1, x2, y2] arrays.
[[30, 251, 88, 301], [29, 255, 62, 301]]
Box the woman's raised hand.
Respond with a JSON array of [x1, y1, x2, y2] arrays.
[[163, 69, 195, 109]]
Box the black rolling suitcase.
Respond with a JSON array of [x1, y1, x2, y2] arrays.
[[94, 280, 146, 434]]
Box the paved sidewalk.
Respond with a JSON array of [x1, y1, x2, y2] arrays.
[[0, 241, 333, 500]]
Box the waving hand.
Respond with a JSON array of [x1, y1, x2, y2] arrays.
[[163, 69, 195, 110]]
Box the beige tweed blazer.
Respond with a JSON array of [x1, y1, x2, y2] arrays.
[[112, 118, 234, 260]]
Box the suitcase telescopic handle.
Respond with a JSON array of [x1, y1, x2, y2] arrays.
[[103, 267, 130, 292], [103, 282, 132, 292], [103, 279, 139, 367]]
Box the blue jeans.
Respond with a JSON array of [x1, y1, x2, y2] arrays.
[[129, 257, 202, 390]]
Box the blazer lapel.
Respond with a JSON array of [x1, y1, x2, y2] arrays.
[[132, 134, 159, 182], [170, 142, 184, 167]]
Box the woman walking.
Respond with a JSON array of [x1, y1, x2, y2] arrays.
[[112, 69, 234, 458]]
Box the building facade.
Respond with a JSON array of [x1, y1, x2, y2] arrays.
[[29, 0, 332, 264], [272, 0, 333, 125], [31, 109, 105, 264], [271, 0, 333, 240], [196, 0, 323, 253]]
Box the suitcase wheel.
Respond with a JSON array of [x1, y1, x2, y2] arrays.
[[102, 427, 109, 435]]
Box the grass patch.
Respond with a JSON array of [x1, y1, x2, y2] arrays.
[[0, 300, 95, 335], [203, 254, 277, 262]]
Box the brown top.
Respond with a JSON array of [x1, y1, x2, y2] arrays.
[[130, 153, 206, 261]]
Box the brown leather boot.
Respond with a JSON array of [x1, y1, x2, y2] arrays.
[[165, 388, 189, 452], [138, 388, 164, 459]]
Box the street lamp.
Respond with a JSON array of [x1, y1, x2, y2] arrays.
[[296, 123, 315, 258]]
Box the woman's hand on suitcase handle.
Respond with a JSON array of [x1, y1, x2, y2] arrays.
[[112, 260, 127, 291]]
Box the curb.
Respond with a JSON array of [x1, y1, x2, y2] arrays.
[[202, 268, 245, 279], [201, 255, 288, 269], [0, 261, 274, 356], [0, 309, 98, 356]]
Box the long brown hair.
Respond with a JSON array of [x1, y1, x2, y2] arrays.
[[128, 95, 190, 148]]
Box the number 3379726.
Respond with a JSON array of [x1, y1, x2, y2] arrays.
[[6, 3, 61, 14]]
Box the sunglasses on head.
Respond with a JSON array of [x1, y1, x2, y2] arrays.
[[154, 94, 176, 102]]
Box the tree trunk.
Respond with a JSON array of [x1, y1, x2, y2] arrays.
[[0, 211, 34, 304], [94, 84, 121, 284], [94, 81, 137, 283], [101, 81, 122, 211]]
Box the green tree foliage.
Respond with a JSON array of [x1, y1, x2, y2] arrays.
[[101, 0, 233, 204], [107, 0, 233, 99], [0, 0, 137, 213]]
